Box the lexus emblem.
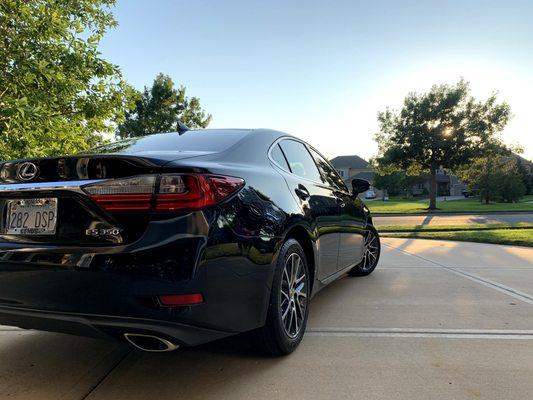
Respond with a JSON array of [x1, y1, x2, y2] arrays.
[[17, 162, 39, 181]]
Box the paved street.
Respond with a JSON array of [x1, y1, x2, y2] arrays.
[[374, 212, 533, 226], [1, 238, 533, 400]]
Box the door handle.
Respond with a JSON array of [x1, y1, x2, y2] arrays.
[[295, 184, 310, 200], [335, 197, 346, 207]]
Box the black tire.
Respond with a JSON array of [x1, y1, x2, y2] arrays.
[[252, 239, 310, 355], [348, 225, 380, 276]]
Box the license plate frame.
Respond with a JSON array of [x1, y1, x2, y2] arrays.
[[3, 198, 58, 235]]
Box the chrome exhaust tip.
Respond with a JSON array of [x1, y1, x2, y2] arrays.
[[124, 333, 179, 352]]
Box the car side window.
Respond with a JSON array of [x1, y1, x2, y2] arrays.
[[270, 143, 290, 170], [279, 139, 322, 182], [310, 148, 348, 192]]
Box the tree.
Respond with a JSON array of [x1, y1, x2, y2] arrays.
[[374, 80, 511, 210], [458, 155, 526, 204], [373, 172, 404, 196], [373, 171, 427, 197], [516, 157, 533, 195], [0, 0, 128, 160], [116, 73, 212, 139], [499, 159, 527, 202]]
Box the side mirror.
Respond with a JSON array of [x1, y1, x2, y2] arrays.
[[351, 178, 370, 195]]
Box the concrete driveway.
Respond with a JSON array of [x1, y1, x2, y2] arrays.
[[374, 212, 533, 226], [1, 238, 532, 400]]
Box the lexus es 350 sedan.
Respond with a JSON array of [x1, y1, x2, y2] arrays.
[[0, 129, 380, 355]]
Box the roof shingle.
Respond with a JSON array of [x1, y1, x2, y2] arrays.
[[330, 155, 370, 169]]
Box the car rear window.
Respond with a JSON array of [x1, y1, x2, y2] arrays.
[[89, 130, 249, 154]]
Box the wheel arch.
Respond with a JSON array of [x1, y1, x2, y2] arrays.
[[283, 224, 317, 293]]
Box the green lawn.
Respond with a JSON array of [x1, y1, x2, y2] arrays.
[[381, 228, 533, 247], [366, 195, 533, 214], [376, 222, 533, 232]]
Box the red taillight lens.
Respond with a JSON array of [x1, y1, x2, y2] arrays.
[[158, 293, 204, 306], [90, 194, 153, 212], [82, 174, 244, 213], [155, 175, 244, 212]]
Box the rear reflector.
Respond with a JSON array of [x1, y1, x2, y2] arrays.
[[81, 174, 244, 213], [158, 293, 204, 306]]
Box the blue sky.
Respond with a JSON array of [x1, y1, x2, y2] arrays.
[[100, 0, 533, 160]]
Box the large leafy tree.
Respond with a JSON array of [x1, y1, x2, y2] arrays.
[[374, 80, 511, 209], [116, 73, 212, 139], [0, 0, 129, 160], [458, 155, 526, 203]]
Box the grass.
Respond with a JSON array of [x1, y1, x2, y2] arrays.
[[381, 228, 533, 247], [376, 222, 533, 233], [366, 195, 533, 214]]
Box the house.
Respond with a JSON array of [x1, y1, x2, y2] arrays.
[[330, 152, 532, 198], [330, 154, 466, 197], [329, 155, 375, 186], [411, 170, 467, 197], [329, 155, 381, 197]]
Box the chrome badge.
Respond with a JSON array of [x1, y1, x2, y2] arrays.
[[16, 162, 39, 181], [86, 227, 124, 243]]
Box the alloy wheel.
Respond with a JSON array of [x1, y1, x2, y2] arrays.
[[280, 253, 308, 338], [361, 230, 379, 271]]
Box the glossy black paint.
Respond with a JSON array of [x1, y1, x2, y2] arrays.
[[0, 129, 374, 346], [351, 178, 370, 194]]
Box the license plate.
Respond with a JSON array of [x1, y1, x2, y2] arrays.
[[3, 198, 58, 235]]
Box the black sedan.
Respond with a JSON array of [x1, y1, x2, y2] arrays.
[[0, 129, 380, 355]]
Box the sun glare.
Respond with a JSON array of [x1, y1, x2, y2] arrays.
[[442, 127, 453, 137]]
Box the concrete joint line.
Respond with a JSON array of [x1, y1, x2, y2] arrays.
[[443, 267, 533, 305], [307, 327, 533, 339], [78, 347, 132, 400], [308, 327, 533, 334], [382, 243, 533, 305], [306, 331, 533, 340]]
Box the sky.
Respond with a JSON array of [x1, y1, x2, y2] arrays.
[[99, 0, 533, 160]]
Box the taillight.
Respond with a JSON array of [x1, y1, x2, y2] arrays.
[[82, 174, 244, 213], [83, 175, 156, 212]]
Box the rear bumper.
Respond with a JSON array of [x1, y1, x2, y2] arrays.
[[0, 201, 281, 345], [0, 255, 274, 343], [0, 305, 232, 346]]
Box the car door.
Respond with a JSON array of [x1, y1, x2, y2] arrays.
[[275, 139, 341, 280], [309, 148, 365, 271]]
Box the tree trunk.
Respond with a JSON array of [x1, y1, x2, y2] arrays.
[[429, 169, 437, 210]]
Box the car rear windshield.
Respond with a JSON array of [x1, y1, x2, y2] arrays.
[[88, 130, 250, 154]]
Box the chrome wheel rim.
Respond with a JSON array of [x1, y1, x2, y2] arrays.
[[361, 230, 379, 271], [280, 253, 308, 338]]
